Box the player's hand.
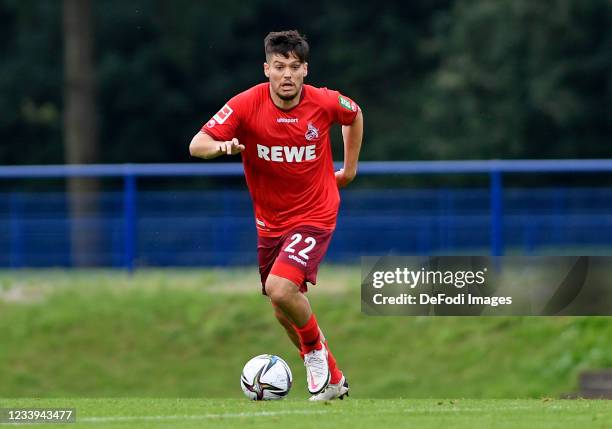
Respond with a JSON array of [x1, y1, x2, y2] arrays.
[[335, 168, 356, 188], [216, 138, 245, 156]]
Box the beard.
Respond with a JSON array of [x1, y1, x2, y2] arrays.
[[275, 83, 300, 101], [278, 92, 297, 101], [277, 90, 298, 101]]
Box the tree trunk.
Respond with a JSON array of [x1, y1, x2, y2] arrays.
[[63, 0, 100, 266]]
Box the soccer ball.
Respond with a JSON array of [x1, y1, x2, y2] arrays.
[[240, 354, 292, 400]]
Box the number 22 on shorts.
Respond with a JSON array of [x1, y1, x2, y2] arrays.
[[283, 233, 317, 260]]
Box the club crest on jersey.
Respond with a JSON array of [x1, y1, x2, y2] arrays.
[[212, 104, 233, 124], [305, 122, 319, 141]]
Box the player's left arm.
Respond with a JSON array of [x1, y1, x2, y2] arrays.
[[336, 109, 363, 188]]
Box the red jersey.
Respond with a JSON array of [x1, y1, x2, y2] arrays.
[[201, 83, 359, 237]]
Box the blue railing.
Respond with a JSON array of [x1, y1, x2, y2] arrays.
[[2, 160, 612, 269]]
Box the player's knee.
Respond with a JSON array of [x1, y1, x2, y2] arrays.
[[265, 276, 297, 306], [265, 280, 288, 305]]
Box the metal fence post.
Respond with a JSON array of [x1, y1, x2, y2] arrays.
[[490, 169, 504, 256], [123, 172, 137, 271], [9, 192, 24, 268]]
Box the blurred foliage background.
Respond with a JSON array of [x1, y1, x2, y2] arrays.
[[1, 0, 610, 166], [1, 2, 612, 399]]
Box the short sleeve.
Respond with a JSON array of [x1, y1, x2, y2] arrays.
[[325, 89, 360, 126], [201, 91, 248, 141]]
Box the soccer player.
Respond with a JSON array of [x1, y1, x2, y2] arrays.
[[189, 30, 363, 400]]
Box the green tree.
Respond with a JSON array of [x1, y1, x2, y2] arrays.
[[0, 0, 610, 168], [63, 0, 101, 266], [418, 0, 612, 160], [0, 0, 62, 165]]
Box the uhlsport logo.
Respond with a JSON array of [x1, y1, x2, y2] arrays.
[[305, 122, 319, 141]]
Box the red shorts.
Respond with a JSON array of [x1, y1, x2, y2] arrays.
[[258, 225, 334, 295]]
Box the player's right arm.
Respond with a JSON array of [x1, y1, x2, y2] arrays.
[[189, 132, 245, 159], [190, 90, 251, 160]]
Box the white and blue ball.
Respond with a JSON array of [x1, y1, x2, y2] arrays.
[[240, 354, 292, 400]]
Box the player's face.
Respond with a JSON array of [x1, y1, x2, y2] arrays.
[[264, 53, 308, 101]]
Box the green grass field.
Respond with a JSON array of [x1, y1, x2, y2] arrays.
[[1, 267, 612, 427], [1, 398, 611, 429]]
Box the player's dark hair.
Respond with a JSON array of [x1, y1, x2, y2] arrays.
[[264, 30, 309, 63]]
